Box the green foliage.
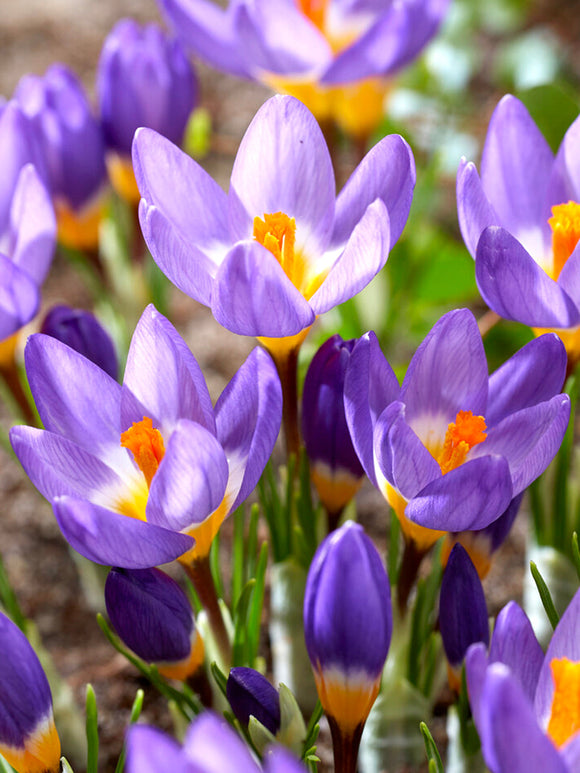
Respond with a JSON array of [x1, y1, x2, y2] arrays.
[[85, 686, 99, 773], [530, 561, 560, 630]]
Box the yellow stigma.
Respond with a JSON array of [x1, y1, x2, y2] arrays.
[[547, 657, 580, 747], [120, 417, 165, 489], [436, 411, 487, 475], [297, 0, 329, 31], [548, 201, 580, 280]]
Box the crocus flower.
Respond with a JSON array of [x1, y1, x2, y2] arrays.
[[344, 309, 571, 552], [41, 305, 118, 380], [126, 712, 307, 773], [466, 589, 580, 772], [105, 567, 204, 680], [10, 304, 282, 569], [158, 0, 450, 138], [98, 19, 197, 205], [14, 64, 108, 250], [302, 335, 364, 521], [133, 95, 415, 351], [0, 612, 61, 773], [457, 96, 580, 364], [304, 520, 391, 764], [227, 668, 281, 736]]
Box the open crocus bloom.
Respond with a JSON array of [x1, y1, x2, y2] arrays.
[[158, 0, 450, 137], [10, 305, 281, 569], [466, 591, 580, 772], [344, 308, 571, 551], [458, 95, 580, 361], [133, 95, 415, 351]]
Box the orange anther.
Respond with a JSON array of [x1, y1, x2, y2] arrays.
[[437, 410, 487, 475], [549, 201, 580, 280], [547, 657, 580, 747], [121, 417, 165, 488]]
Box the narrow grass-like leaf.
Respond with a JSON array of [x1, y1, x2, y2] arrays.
[[209, 530, 224, 602], [86, 685, 99, 773], [246, 543, 268, 665], [232, 579, 255, 665], [572, 532, 580, 583], [114, 690, 144, 773], [387, 509, 401, 587], [210, 661, 229, 701], [420, 722, 444, 773], [0, 554, 26, 632], [530, 561, 560, 629], [231, 506, 245, 607]]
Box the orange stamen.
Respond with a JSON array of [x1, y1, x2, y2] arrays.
[[547, 657, 580, 747], [437, 410, 487, 475], [549, 201, 580, 280], [297, 0, 328, 31], [120, 417, 165, 488]]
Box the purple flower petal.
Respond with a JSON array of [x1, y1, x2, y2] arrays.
[[0, 252, 40, 340], [487, 334, 566, 427], [228, 96, 335, 259], [263, 747, 307, 773], [546, 113, 580, 208], [561, 733, 580, 771], [211, 240, 315, 337], [226, 667, 281, 735], [331, 135, 415, 251], [183, 712, 260, 773], [556, 240, 580, 309], [465, 643, 489, 741], [127, 725, 190, 773], [310, 198, 390, 315], [456, 158, 500, 258], [475, 226, 580, 328]]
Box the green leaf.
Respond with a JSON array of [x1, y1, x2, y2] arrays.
[[85, 685, 99, 773], [209, 530, 225, 602], [518, 83, 580, 152], [210, 661, 229, 701], [232, 579, 256, 665], [246, 543, 269, 665], [231, 506, 245, 607], [572, 533, 580, 583], [115, 690, 144, 773], [420, 722, 444, 773], [530, 561, 560, 630]]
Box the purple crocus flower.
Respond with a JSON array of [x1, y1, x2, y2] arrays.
[[133, 95, 415, 348], [157, 0, 450, 137], [126, 712, 307, 773], [105, 567, 204, 680], [14, 64, 108, 250], [98, 19, 197, 205], [466, 590, 580, 772], [458, 95, 580, 362], [227, 668, 281, 736], [0, 612, 61, 773], [302, 335, 364, 519], [10, 304, 282, 569], [344, 308, 571, 551]]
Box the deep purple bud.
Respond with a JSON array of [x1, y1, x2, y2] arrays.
[[14, 64, 107, 214], [440, 544, 489, 679], [304, 521, 391, 732], [105, 567, 203, 679], [302, 335, 364, 515], [41, 305, 118, 380], [226, 667, 281, 735]]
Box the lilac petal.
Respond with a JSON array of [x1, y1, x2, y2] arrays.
[[331, 135, 415, 251], [147, 420, 229, 531], [472, 395, 570, 496], [490, 601, 543, 705], [373, 401, 440, 499], [0, 253, 39, 340], [263, 747, 307, 773], [126, 726, 191, 773], [546, 113, 580, 208], [122, 305, 216, 436], [211, 240, 315, 336], [487, 334, 567, 427], [465, 643, 489, 739], [475, 226, 580, 328], [479, 665, 567, 773], [158, 0, 250, 78], [9, 165, 55, 285], [535, 588, 580, 729], [406, 455, 513, 532], [215, 347, 282, 510], [53, 496, 193, 568], [480, 95, 554, 238], [561, 734, 580, 771], [226, 668, 281, 735], [401, 309, 488, 425], [228, 96, 335, 258], [456, 158, 500, 258], [138, 202, 216, 307], [556, 240, 580, 309], [183, 713, 260, 773], [133, 128, 230, 263], [344, 331, 400, 486], [310, 199, 390, 315]]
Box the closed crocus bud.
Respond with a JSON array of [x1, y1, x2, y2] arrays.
[[302, 336, 364, 526], [440, 544, 489, 692], [227, 668, 281, 736], [97, 19, 197, 204], [304, 521, 391, 772], [14, 64, 108, 250], [0, 612, 60, 773], [105, 567, 204, 681], [41, 305, 118, 380]]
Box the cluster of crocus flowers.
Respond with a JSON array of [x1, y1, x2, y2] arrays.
[[0, 612, 61, 773], [158, 0, 450, 139], [458, 95, 580, 365], [466, 590, 580, 771]]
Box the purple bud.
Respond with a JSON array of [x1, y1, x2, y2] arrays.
[[105, 567, 203, 678], [41, 305, 118, 380], [440, 544, 489, 673], [226, 667, 281, 735]]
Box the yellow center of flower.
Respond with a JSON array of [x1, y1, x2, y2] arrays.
[[547, 657, 580, 747], [548, 201, 580, 280], [120, 417, 165, 489], [436, 411, 487, 475]]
